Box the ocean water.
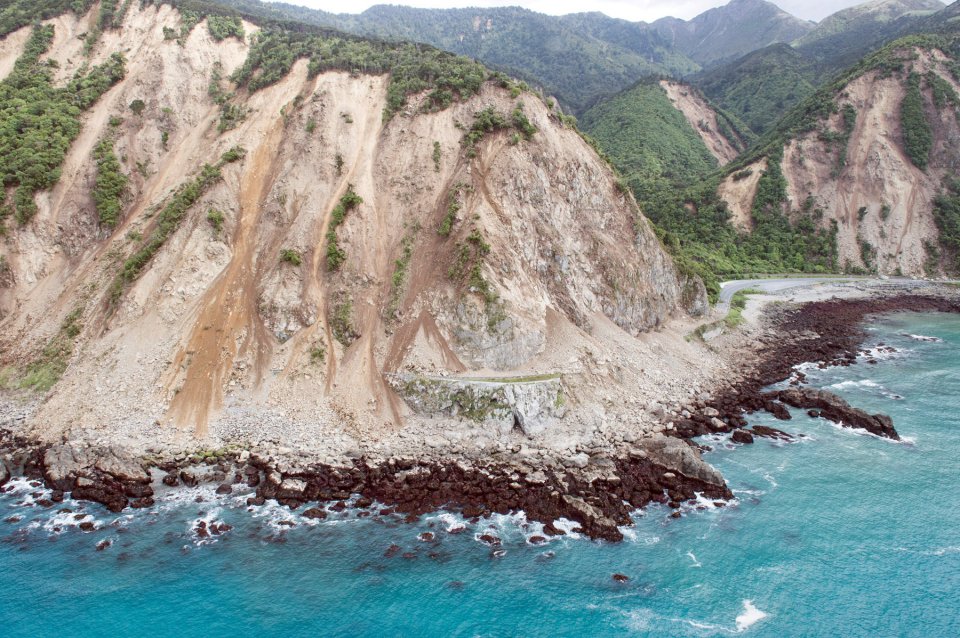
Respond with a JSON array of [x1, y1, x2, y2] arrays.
[[1, 311, 959, 637]]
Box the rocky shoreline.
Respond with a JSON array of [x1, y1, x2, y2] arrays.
[[0, 432, 731, 542], [1, 290, 958, 542], [678, 293, 960, 442]]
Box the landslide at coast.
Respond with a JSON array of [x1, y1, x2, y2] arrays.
[[0, 0, 711, 454]]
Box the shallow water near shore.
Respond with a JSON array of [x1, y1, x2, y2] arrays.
[[2, 311, 959, 636]]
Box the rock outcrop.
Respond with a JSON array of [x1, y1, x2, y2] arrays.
[[388, 374, 566, 436], [775, 386, 899, 440]]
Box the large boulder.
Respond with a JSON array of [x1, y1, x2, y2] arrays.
[[776, 387, 899, 440], [639, 434, 726, 487]]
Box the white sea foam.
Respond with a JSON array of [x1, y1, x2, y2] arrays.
[[906, 334, 943, 343], [735, 600, 768, 632], [42, 510, 96, 535], [430, 512, 468, 534], [687, 551, 702, 568], [792, 361, 820, 373], [831, 379, 881, 390], [551, 517, 582, 538]]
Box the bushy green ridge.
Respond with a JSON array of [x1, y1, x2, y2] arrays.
[[933, 178, 960, 272], [655, 32, 959, 294], [695, 44, 816, 136], [0, 25, 125, 224], [641, 157, 837, 300], [900, 72, 933, 169], [578, 76, 844, 300], [110, 147, 245, 302], [214, 2, 698, 114], [742, 33, 958, 164], [206, 14, 243, 40], [229, 26, 489, 119], [579, 81, 719, 194], [85, 0, 127, 53], [92, 135, 128, 228], [0, 0, 96, 38]]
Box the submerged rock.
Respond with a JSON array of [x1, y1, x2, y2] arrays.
[[302, 507, 327, 520], [750, 426, 794, 442]]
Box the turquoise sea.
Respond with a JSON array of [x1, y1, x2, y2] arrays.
[[1, 311, 958, 636]]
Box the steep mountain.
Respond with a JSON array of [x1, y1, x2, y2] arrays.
[[716, 33, 960, 276], [0, 1, 707, 449], [651, 0, 813, 67], [222, 2, 699, 114], [797, 0, 944, 49], [695, 43, 817, 135], [794, 0, 945, 69], [692, 1, 948, 135]]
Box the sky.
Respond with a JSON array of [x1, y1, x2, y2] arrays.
[[284, 0, 871, 22]]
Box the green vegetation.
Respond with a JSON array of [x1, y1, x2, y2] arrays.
[[329, 297, 357, 347], [228, 26, 489, 120], [724, 288, 761, 328], [84, 0, 130, 54], [109, 147, 245, 302], [580, 80, 719, 195], [388, 234, 414, 318], [172, 8, 202, 46], [511, 102, 537, 140], [207, 14, 244, 41], [279, 248, 302, 266], [900, 72, 932, 170], [16, 307, 84, 392], [933, 178, 960, 273], [309, 343, 326, 364], [928, 71, 960, 109], [0, 0, 96, 38], [578, 76, 839, 300], [206, 208, 224, 233], [432, 141, 441, 171], [438, 184, 466, 237], [0, 25, 125, 224], [463, 104, 536, 157], [208, 62, 246, 133], [448, 228, 504, 328], [638, 155, 837, 301], [92, 136, 128, 228], [696, 44, 816, 136], [859, 238, 877, 270], [818, 103, 857, 173], [326, 186, 363, 271], [129, 98, 146, 115], [257, 3, 698, 114]]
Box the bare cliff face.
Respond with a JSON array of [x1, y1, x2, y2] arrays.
[[0, 4, 709, 450], [719, 45, 960, 274]]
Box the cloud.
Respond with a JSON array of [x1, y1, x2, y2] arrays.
[[288, 0, 866, 22]]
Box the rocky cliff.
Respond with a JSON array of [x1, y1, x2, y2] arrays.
[[0, 3, 711, 455], [718, 41, 960, 275]]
